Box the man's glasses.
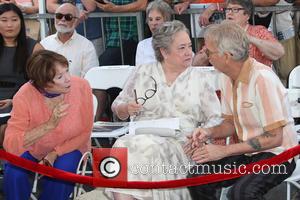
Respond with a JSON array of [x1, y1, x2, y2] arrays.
[[224, 7, 245, 14], [55, 13, 77, 21], [205, 48, 219, 57], [134, 76, 157, 105]]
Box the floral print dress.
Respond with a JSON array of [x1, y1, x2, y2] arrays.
[[106, 62, 222, 200]]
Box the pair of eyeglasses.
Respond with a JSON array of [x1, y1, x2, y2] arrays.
[[134, 76, 157, 105], [224, 8, 245, 14], [205, 48, 219, 57], [55, 13, 77, 21]]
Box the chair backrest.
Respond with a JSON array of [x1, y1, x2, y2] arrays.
[[84, 65, 135, 90], [288, 65, 300, 89], [92, 94, 97, 118]]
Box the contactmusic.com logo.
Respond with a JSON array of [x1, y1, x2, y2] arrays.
[[92, 148, 128, 181]]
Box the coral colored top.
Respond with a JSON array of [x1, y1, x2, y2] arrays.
[[247, 25, 277, 67], [4, 76, 93, 160]]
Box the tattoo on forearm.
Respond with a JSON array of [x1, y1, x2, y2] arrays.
[[247, 138, 262, 150]]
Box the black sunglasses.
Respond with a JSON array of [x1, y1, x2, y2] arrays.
[[55, 13, 77, 21]]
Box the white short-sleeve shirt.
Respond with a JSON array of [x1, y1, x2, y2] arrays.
[[41, 31, 99, 77]]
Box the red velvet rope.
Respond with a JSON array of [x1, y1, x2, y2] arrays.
[[0, 145, 299, 189]]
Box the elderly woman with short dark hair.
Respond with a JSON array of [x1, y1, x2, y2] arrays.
[[3, 50, 93, 200], [105, 20, 222, 200]]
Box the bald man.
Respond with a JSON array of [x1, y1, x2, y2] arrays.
[[41, 3, 99, 78]]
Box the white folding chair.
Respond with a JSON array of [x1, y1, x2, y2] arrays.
[[288, 65, 300, 89], [84, 66, 134, 147], [285, 159, 300, 200], [295, 124, 300, 143], [72, 151, 94, 199], [30, 152, 94, 200], [92, 94, 97, 118], [84, 65, 134, 91]]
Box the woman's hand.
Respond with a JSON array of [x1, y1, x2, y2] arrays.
[[174, 2, 190, 15], [47, 101, 69, 129], [76, 10, 89, 26], [183, 135, 196, 158], [95, 0, 117, 12], [127, 101, 142, 116], [43, 151, 58, 167], [198, 7, 214, 27], [24, 102, 69, 148], [0, 99, 12, 110], [0, 0, 16, 4]]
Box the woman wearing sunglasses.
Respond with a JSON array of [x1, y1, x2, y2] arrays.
[[103, 20, 221, 200], [0, 3, 43, 145]]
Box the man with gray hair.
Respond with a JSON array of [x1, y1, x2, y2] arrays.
[[186, 21, 298, 200], [41, 3, 98, 77]]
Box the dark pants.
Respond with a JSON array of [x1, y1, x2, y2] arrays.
[[99, 39, 137, 66], [188, 152, 296, 200], [4, 150, 82, 200]]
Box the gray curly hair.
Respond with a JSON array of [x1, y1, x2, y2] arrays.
[[146, 0, 173, 23], [152, 20, 189, 62], [204, 21, 249, 61]]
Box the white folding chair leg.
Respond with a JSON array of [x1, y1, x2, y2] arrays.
[[30, 193, 38, 200], [286, 180, 300, 200], [285, 159, 300, 200], [29, 152, 94, 200], [32, 173, 39, 193], [220, 186, 231, 200], [287, 182, 291, 200], [92, 138, 101, 148], [30, 172, 40, 200], [73, 151, 93, 200]]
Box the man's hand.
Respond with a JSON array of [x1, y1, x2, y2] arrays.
[[191, 144, 228, 163], [0, 99, 12, 110]]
